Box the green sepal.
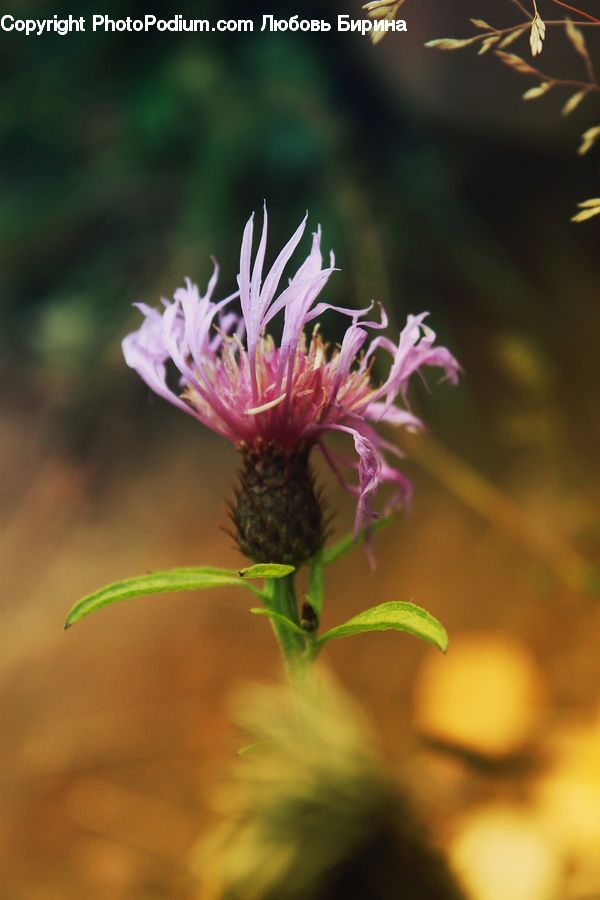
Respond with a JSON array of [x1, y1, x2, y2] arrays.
[[64, 565, 273, 628], [316, 601, 448, 653]]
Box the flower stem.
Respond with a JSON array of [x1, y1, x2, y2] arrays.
[[266, 575, 316, 690]]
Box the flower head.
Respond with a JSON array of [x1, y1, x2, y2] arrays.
[[123, 208, 460, 562]]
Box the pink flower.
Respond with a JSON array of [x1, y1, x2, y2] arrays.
[[123, 208, 460, 547]]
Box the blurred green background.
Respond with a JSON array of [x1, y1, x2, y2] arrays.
[[2, 0, 598, 472], [2, 2, 599, 898]]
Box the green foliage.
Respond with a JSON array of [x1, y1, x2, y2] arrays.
[[308, 551, 325, 615], [317, 601, 448, 653], [64, 564, 277, 627], [249, 607, 306, 636], [240, 563, 295, 579]]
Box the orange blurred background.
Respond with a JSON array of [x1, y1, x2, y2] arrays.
[[1, 1, 599, 897]]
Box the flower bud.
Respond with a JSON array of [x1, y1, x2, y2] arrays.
[[230, 439, 324, 566]]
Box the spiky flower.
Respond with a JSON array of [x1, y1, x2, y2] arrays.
[[123, 208, 460, 565]]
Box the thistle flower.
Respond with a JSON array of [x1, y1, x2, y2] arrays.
[[123, 208, 460, 565]]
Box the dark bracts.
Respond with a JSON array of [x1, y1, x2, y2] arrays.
[[230, 439, 325, 566]]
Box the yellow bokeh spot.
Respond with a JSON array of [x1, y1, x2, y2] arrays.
[[413, 632, 546, 757], [450, 805, 562, 900]]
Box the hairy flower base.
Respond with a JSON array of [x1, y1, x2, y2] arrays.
[[229, 439, 325, 566]]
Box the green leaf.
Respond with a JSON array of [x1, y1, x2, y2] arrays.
[[316, 601, 448, 653], [239, 563, 295, 579], [249, 607, 306, 636], [65, 566, 266, 628], [322, 514, 395, 566], [308, 551, 324, 615]]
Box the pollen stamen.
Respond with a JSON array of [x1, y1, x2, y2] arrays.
[[245, 393, 288, 416]]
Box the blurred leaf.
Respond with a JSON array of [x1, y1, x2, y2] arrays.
[[499, 27, 527, 49], [564, 17, 588, 62], [470, 19, 493, 31], [571, 198, 600, 222], [240, 563, 295, 579], [308, 551, 324, 615], [363, 0, 406, 44], [249, 607, 306, 636], [478, 35, 500, 56], [363, 0, 405, 14], [573, 197, 600, 208], [522, 82, 551, 101], [562, 88, 590, 117], [495, 51, 539, 76], [317, 601, 448, 653], [65, 566, 266, 627], [322, 514, 395, 566], [577, 124, 600, 156], [425, 37, 478, 51]]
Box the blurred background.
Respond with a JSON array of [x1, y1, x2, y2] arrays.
[[1, 0, 599, 897]]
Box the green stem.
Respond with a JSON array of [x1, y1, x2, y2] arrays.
[[265, 575, 316, 690]]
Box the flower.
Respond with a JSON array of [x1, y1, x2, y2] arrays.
[[123, 207, 460, 562]]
